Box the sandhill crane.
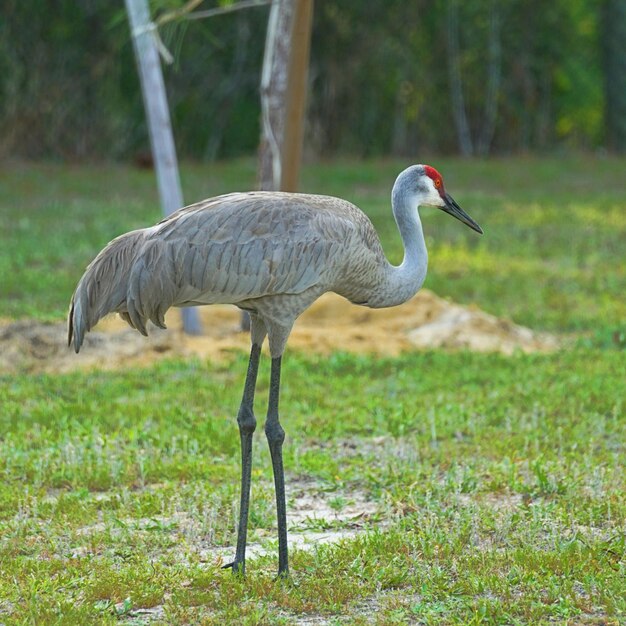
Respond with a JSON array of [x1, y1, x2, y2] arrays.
[[68, 164, 482, 577]]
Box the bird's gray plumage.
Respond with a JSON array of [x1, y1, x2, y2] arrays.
[[68, 191, 390, 353], [68, 165, 482, 577]]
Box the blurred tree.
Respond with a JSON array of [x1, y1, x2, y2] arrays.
[[446, 0, 474, 155], [602, 0, 626, 152], [0, 0, 138, 159]]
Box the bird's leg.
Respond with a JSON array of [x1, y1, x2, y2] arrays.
[[265, 355, 289, 578], [224, 342, 261, 576]]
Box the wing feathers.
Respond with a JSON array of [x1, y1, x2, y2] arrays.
[[69, 192, 374, 350]]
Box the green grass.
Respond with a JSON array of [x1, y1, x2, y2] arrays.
[[1, 351, 624, 624], [0, 157, 625, 624]]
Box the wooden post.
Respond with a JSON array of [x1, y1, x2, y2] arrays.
[[281, 0, 313, 192], [125, 0, 202, 335], [258, 0, 313, 192], [258, 0, 295, 191]]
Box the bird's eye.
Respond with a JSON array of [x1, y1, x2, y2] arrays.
[[435, 179, 441, 188]]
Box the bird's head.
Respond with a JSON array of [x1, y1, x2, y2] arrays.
[[396, 164, 483, 234]]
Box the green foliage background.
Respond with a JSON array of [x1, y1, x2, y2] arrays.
[[0, 0, 611, 160]]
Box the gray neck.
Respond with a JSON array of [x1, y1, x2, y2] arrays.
[[368, 179, 428, 308]]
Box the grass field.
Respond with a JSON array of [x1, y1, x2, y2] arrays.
[[0, 157, 624, 624]]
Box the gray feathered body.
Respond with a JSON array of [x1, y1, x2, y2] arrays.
[[68, 192, 404, 354]]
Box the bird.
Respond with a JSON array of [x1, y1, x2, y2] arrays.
[[68, 164, 482, 578]]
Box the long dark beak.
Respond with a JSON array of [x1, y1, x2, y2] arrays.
[[442, 193, 483, 234]]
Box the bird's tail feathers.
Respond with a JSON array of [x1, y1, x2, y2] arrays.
[[68, 230, 149, 352]]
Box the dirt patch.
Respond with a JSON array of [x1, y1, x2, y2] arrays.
[[70, 479, 379, 568], [196, 479, 380, 565], [0, 290, 559, 374]]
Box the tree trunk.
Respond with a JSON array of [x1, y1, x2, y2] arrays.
[[446, 0, 473, 156], [257, 0, 297, 191], [476, 1, 501, 156], [257, 0, 313, 191], [125, 0, 202, 335], [602, 0, 626, 152]]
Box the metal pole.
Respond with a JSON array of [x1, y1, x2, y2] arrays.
[[125, 0, 202, 335]]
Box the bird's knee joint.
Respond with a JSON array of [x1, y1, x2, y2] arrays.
[[265, 420, 285, 445], [237, 406, 257, 434]]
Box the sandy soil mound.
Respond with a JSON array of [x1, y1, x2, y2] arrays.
[[0, 290, 559, 374]]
